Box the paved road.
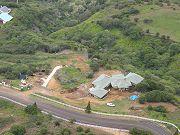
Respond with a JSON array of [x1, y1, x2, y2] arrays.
[[0, 87, 171, 135]]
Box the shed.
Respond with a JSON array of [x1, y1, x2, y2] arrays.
[[89, 87, 108, 99]]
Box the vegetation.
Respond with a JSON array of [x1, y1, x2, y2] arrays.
[[57, 66, 88, 90], [130, 128, 153, 135], [10, 125, 26, 135], [147, 105, 168, 113], [85, 101, 91, 113], [0, 0, 179, 128], [0, 99, 104, 135], [24, 102, 40, 115]]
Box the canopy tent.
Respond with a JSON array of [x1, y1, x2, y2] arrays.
[[92, 74, 111, 89], [89, 87, 108, 99], [0, 13, 13, 23], [129, 95, 139, 101]]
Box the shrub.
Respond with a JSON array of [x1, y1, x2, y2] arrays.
[[69, 118, 76, 124], [153, 106, 167, 113], [90, 61, 100, 72], [54, 121, 60, 127], [76, 126, 84, 132], [85, 128, 91, 133], [61, 128, 71, 135], [39, 128, 48, 135], [147, 105, 153, 111], [10, 125, 26, 135], [139, 96, 146, 104], [25, 102, 40, 115], [130, 128, 153, 135]]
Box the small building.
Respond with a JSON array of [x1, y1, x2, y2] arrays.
[[0, 13, 13, 24], [0, 6, 11, 13]]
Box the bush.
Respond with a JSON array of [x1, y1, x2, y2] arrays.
[[39, 128, 48, 135], [139, 96, 146, 104], [145, 90, 174, 102], [25, 102, 40, 115], [147, 105, 153, 111], [76, 126, 84, 132], [10, 125, 26, 135], [85, 128, 91, 133], [61, 128, 71, 135], [69, 118, 76, 124], [130, 128, 153, 135], [90, 61, 100, 72], [153, 106, 167, 113]]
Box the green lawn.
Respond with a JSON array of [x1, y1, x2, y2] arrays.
[[92, 99, 131, 114], [134, 5, 180, 41]]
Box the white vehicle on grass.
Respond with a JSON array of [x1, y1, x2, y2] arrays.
[[106, 103, 115, 107]]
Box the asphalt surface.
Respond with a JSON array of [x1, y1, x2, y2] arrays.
[[0, 87, 171, 135]]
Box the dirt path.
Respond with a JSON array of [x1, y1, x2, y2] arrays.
[[42, 66, 63, 87]]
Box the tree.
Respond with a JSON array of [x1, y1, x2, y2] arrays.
[[90, 61, 100, 72], [85, 101, 91, 113], [10, 125, 26, 135], [25, 102, 40, 115]]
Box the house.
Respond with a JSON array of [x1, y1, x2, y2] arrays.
[[89, 73, 144, 99], [0, 6, 11, 13], [0, 13, 13, 24]]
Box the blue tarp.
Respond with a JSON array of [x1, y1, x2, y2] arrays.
[[129, 95, 139, 101], [0, 13, 13, 22]]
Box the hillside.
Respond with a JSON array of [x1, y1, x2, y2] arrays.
[[0, 0, 180, 131]]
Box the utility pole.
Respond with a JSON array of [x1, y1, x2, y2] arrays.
[[17, 0, 18, 4]]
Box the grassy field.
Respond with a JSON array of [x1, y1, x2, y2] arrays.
[[133, 5, 180, 41]]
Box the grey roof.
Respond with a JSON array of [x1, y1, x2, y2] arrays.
[[110, 72, 144, 89], [0, 6, 11, 13], [110, 74, 125, 88], [115, 78, 132, 89], [89, 87, 108, 99], [92, 74, 111, 89], [125, 72, 144, 85]]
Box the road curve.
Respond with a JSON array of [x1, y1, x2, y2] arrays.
[[0, 87, 171, 135]]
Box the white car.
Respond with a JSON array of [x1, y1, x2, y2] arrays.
[[106, 103, 115, 107]]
